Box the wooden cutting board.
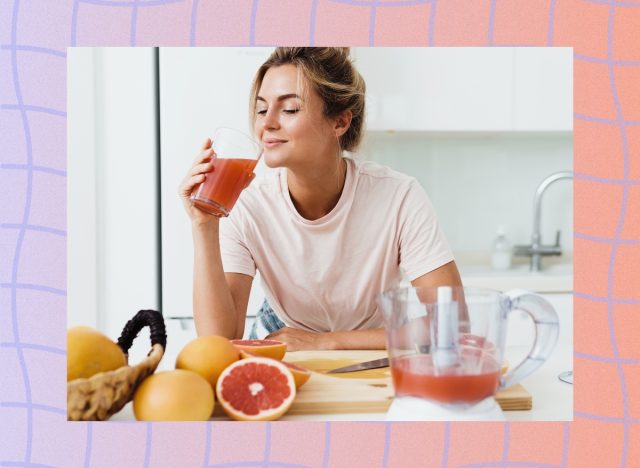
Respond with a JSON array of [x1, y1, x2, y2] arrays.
[[282, 350, 532, 415]]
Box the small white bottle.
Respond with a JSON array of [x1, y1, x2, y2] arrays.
[[491, 225, 512, 271]]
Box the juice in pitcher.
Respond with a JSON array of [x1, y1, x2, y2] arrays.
[[391, 352, 501, 406]]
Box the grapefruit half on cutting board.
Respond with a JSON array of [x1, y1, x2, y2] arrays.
[[230, 339, 287, 360], [216, 356, 296, 421]]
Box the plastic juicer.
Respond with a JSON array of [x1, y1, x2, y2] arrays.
[[378, 286, 559, 421]]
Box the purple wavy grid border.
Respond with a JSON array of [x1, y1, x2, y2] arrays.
[[0, 0, 638, 466]]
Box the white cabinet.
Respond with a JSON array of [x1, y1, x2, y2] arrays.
[[354, 47, 571, 132], [513, 48, 573, 131], [355, 48, 513, 132]]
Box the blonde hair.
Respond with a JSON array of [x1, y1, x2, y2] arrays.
[[250, 47, 366, 152]]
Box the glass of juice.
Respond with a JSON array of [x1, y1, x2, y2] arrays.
[[190, 127, 262, 217]]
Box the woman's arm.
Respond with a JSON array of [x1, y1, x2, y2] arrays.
[[180, 139, 252, 339], [192, 222, 252, 339], [410, 260, 463, 288], [412, 260, 469, 330], [266, 327, 386, 351]]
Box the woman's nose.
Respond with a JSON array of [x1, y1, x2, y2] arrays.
[[262, 108, 280, 130]]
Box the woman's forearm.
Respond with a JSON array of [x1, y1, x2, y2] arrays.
[[192, 222, 238, 338], [326, 328, 387, 350]]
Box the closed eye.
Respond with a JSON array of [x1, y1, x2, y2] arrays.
[[256, 108, 300, 116]]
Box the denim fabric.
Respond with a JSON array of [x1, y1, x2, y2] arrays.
[[249, 298, 286, 339]]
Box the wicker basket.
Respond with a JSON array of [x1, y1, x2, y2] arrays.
[[67, 309, 167, 421]]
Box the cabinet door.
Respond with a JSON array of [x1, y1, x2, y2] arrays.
[[513, 48, 572, 131], [353, 48, 514, 132], [160, 48, 273, 319]]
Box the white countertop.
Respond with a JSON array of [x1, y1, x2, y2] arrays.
[[459, 263, 572, 294]]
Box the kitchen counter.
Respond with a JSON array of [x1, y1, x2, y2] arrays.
[[111, 293, 573, 421], [459, 263, 572, 294], [110, 342, 572, 422], [113, 290, 572, 422], [453, 252, 573, 294]]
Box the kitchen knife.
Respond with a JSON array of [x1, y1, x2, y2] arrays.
[[326, 357, 390, 373]]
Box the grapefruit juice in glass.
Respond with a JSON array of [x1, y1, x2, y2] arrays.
[[191, 127, 262, 217]]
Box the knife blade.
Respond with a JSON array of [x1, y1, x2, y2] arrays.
[[326, 357, 390, 374]]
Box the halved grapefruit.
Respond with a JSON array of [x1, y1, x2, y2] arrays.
[[230, 339, 287, 360], [281, 361, 312, 389], [216, 356, 296, 421], [239, 350, 311, 389]]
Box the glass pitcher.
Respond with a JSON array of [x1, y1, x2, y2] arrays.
[[378, 286, 559, 410]]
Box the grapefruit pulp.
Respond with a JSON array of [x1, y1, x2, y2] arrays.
[[281, 361, 312, 389], [239, 350, 311, 389], [230, 339, 286, 360], [216, 356, 296, 421]]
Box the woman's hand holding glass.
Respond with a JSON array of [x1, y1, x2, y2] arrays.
[[179, 138, 219, 226]]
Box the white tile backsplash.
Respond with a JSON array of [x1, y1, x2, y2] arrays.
[[360, 132, 573, 256]]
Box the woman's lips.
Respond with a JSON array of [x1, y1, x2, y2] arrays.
[[263, 139, 286, 149]]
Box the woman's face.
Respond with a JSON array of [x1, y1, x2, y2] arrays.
[[254, 64, 340, 170]]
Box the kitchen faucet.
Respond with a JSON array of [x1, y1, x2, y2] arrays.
[[514, 171, 573, 272]]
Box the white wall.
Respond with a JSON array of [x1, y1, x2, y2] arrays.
[[68, 48, 98, 329]]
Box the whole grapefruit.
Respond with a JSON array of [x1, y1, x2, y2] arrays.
[[67, 326, 127, 381], [176, 335, 240, 389], [133, 369, 214, 421]]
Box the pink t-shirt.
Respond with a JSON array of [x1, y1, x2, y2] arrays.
[[219, 157, 454, 332]]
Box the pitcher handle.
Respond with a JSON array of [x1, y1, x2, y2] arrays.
[[500, 289, 560, 389]]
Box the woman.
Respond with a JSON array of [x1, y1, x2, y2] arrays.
[[179, 47, 462, 351]]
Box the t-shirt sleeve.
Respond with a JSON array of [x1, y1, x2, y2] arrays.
[[219, 209, 257, 277], [397, 178, 455, 281]]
